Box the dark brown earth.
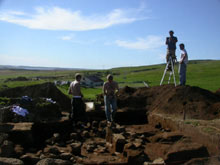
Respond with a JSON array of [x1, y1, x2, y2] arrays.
[[0, 82, 71, 111], [117, 85, 220, 120], [0, 83, 220, 164]]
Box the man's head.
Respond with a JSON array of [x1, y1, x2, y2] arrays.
[[107, 74, 113, 82], [179, 43, 185, 50], [169, 30, 174, 37], [75, 73, 82, 81]]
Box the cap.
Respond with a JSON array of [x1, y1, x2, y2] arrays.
[[75, 73, 82, 79], [107, 74, 113, 80]]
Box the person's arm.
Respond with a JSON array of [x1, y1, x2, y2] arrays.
[[68, 84, 72, 94], [115, 82, 119, 96], [103, 83, 107, 95], [175, 37, 178, 43], [165, 37, 169, 45]]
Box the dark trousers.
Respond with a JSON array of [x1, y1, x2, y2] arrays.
[[70, 98, 86, 124], [179, 63, 187, 85]]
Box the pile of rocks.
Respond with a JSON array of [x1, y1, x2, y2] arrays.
[[0, 119, 210, 165]]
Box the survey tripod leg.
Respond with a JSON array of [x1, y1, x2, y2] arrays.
[[160, 61, 169, 85], [160, 56, 176, 86]]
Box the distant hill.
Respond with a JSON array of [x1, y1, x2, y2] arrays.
[[0, 65, 84, 71]]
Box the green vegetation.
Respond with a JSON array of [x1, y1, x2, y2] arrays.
[[0, 97, 10, 106], [184, 120, 200, 127], [201, 127, 217, 134], [0, 60, 220, 100]]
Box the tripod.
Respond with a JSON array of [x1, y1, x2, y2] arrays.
[[160, 55, 177, 86]]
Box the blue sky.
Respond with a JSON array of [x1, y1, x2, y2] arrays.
[[0, 0, 220, 69]]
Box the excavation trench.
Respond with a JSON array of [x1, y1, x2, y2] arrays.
[[4, 108, 219, 165], [1, 84, 220, 164]]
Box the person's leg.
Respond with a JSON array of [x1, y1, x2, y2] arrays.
[[179, 63, 185, 85], [78, 98, 86, 122], [110, 97, 117, 122], [182, 64, 186, 85], [70, 98, 76, 125], [104, 96, 111, 122]]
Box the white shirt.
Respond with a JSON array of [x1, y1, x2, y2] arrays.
[[180, 49, 188, 64]]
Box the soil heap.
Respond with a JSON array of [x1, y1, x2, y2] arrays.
[[117, 85, 220, 120], [0, 82, 71, 111]]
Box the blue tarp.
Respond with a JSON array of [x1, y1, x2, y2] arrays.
[[12, 105, 29, 117]]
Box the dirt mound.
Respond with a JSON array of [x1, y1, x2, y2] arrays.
[[216, 88, 220, 96], [117, 85, 220, 120], [0, 82, 71, 111]]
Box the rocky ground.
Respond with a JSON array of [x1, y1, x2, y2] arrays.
[[0, 83, 220, 164]]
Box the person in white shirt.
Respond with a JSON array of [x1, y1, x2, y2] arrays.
[[179, 43, 188, 85]]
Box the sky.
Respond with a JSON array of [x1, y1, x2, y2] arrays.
[[0, 0, 220, 69]]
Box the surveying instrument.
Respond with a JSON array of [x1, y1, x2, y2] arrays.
[[160, 54, 177, 86]]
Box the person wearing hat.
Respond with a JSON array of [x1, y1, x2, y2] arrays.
[[166, 30, 178, 70], [68, 73, 85, 126], [103, 74, 119, 125]]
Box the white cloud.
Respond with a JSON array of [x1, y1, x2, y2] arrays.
[[60, 34, 75, 41], [61, 36, 72, 41], [115, 35, 164, 50], [0, 6, 148, 31]]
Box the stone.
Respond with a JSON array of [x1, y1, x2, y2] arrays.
[[153, 157, 165, 164], [81, 141, 97, 156], [0, 140, 14, 157], [53, 133, 60, 142], [94, 145, 107, 154], [59, 152, 72, 160], [99, 120, 107, 128], [165, 139, 209, 164], [112, 134, 126, 153], [36, 158, 72, 165], [92, 121, 99, 128], [43, 146, 60, 155], [0, 157, 24, 165], [0, 133, 9, 144], [127, 150, 150, 165], [149, 132, 184, 144], [14, 144, 24, 156], [70, 142, 82, 156], [106, 126, 113, 143], [20, 153, 40, 165], [69, 132, 81, 141], [81, 130, 90, 138]]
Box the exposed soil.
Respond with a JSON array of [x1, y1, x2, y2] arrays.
[[117, 85, 220, 120], [0, 82, 71, 111]]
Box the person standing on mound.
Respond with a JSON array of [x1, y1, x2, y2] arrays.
[[166, 30, 178, 70], [68, 73, 85, 126], [103, 74, 119, 125], [179, 43, 188, 86]]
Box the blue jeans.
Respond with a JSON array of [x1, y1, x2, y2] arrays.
[[179, 63, 187, 85], [104, 95, 117, 122]]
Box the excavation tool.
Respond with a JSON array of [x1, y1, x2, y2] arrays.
[[160, 55, 177, 86]]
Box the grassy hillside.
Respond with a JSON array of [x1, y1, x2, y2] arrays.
[[0, 60, 219, 100], [111, 60, 220, 91]]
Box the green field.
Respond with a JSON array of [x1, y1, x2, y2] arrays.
[[0, 60, 220, 100]]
